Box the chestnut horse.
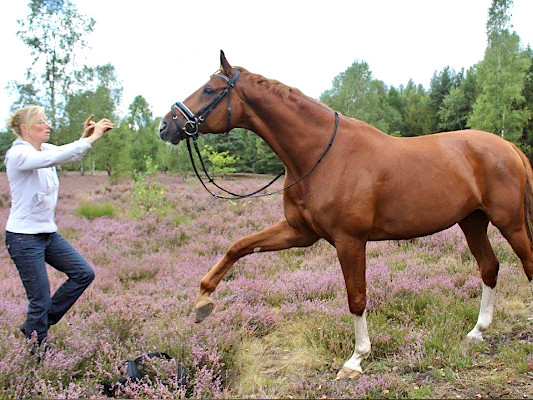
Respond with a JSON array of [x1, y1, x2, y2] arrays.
[[159, 51, 533, 379]]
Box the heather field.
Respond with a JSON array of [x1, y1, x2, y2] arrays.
[[0, 172, 532, 399]]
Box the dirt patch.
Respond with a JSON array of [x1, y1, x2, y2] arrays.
[[429, 369, 533, 399]]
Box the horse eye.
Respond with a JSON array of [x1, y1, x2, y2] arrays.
[[203, 87, 215, 95]]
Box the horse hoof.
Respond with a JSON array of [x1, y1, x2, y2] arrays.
[[466, 333, 484, 342], [195, 300, 215, 323], [335, 366, 362, 380]]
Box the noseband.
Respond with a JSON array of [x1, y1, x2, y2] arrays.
[[171, 69, 241, 141]]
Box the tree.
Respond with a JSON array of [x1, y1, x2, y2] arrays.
[[7, 83, 40, 112], [320, 60, 375, 120], [0, 132, 15, 171], [62, 64, 125, 177], [13, 0, 95, 133], [401, 80, 431, 136], [159, 141, 191, 180], [320, 60, 401, 134], [201, 145, 238, 178], [468, 0, 531, 141], [438, 67, 477, 131], [127, 96, 161, 173], [202, 128, 283, 175], [520, 46, 533, 152], [386, 87, 405, 136], [428, 67, 464, 132], [96, 121, 133, 182], [252, 136, 285, 175], [438, 87, 470, 131]]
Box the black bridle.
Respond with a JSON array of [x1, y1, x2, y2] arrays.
[[171, 70, 241, 141], [168, 70, 340, 200]]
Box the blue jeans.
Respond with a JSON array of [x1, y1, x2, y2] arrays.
[[5, 231, 95, 343]]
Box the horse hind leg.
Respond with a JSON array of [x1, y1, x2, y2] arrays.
[[459, 211, 499, 341], [493, 218, 533, 298]]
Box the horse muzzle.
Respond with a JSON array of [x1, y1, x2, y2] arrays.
[[158, 119, 181, 145], [159, 102, 200, 145]]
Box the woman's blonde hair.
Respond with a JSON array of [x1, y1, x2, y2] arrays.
[[7, 105, 46, 138]]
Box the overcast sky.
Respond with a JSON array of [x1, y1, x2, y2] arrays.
[[1, 0, 533, 130]]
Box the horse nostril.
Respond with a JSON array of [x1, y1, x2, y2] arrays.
[[159, 120, 167, 136]]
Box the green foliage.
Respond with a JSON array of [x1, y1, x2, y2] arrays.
[[468, 0, 531, 140], [428, 67, 465, 132], [0, 132, 15, 171], [130, 156, 168, 218], [521, 46, 533, 149], [61, 64, 125, 176], [320, 60, 402, 134], [158, 141, 191, 180], [13, 0, 95, 130], [320, 61, 436, 137], [201, 144, 238, 177], [401, 80, 432, 136], [438, 68, 477, 131], [76, 202, 115, 220], [95, 122, 133, 183], [126, 96, 163, 175], [251, 135, 285, 174], [202, 129, 284, 175], [320, 60, 375, 117], [468, 31, 531, 140]]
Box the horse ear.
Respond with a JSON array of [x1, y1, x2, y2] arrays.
[[220, 50, 232, 75]]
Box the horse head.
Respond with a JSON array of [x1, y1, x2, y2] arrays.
[[159, 50, 242, 145]]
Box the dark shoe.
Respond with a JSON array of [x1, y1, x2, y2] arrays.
[[19, 321, 50, 337]]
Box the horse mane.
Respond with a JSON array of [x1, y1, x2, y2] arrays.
[[234, 66, 328, 109]]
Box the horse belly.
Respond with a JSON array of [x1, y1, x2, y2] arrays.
[[369, 173, 480, 241], [370, 201, 476, 240]]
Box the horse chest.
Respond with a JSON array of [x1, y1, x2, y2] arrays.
[[284, 195, 338, 240]]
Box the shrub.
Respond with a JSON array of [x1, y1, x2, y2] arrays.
[[130, 156, 168, 218]]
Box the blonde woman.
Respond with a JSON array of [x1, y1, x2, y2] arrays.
[[4, 105, 114, 352]]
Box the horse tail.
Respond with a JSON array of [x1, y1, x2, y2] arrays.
[[511, 143, 533, 244]]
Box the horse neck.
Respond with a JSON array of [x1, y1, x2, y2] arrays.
[[239, 80, 337, 177]]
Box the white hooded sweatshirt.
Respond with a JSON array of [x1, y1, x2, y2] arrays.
[[4, 138, 92, 234]]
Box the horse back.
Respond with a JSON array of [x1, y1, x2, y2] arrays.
[[319, 128, 525, 241]]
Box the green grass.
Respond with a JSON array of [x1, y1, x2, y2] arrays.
[[76, 201, 115, 220]]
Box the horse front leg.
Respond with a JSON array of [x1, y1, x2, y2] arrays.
[[335, 237, 371, 380], [194, 219, 318, 322]]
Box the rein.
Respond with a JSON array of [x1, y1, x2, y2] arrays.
[[186, 111, 339, 200]]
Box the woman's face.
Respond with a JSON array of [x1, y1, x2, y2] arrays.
[[22, 114, 51, 147]]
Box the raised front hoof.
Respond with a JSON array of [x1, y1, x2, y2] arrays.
[[335, 366, 362, 380], [194, 299, 215, 323]]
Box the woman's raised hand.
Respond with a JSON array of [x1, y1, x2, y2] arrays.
[[80, 114, 95, 138], [86, 118, 115, 144]]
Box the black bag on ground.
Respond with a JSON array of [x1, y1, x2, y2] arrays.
[[102, 352, 187, 397]]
